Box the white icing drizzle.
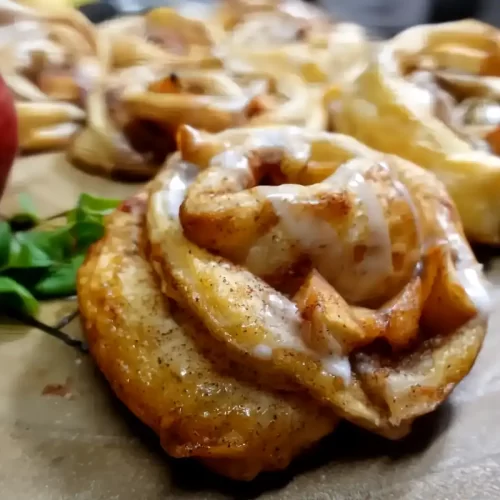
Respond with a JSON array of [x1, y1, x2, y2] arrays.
[[164, 160, 200, 218], [242, 128, 311, 163], [279, 0, 318, 21], [175, 1, 216, 20], [436, 210, 491, 315], [457, 266, 491, 314], [247, 158, 398, 304], [321, 356, 352, 385], [209, 148, 252, 185], [333, 160, 393, 299], [205, 129, 311, 188], [258, 282, 354, 384], [37, 122, 81, 140], [259, 291, 305, 350], [231, 15, 302, 46], [259, 183, 343, 281], [346, 169, 393, 282], [482, 103, 500, 126], [253, 344, 273, 360], [260, 281, 353, 383], [378, 161, 424, 274]]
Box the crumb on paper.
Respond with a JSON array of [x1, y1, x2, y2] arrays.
[[42, 377, 75, 399]]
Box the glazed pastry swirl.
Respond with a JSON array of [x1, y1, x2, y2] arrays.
[[147, 125, 490, 437]]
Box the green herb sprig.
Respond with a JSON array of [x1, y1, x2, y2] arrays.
[[0, 194, 120, 315]]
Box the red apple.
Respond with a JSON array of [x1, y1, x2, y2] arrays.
[[0, 75, 17, 200]]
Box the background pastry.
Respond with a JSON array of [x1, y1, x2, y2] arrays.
[[0, 0, 370, 182], [336, 20, 500, 244]]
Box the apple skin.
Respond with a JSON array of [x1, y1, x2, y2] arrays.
[[0, 75, 17, 200]]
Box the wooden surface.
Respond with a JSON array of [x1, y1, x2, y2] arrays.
[[0, 154, 500, 500]]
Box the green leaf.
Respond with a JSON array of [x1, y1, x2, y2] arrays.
[[21, 227, 74, 262], [7, 233, 53, 269], [67, 194, 120, 226], [2, 267, 50, 291], [0, 276, 39, 315], [71, 220, 105, 251], [0, 193, 118, 316], [5, 236, 20, 268], [77, 193, 120, 216], [33, 254, 85, 298], [0, 220, 12, 269]]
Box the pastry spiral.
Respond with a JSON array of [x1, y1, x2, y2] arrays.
[[0, 0, 96, 151], [78, 125, 490, 479], [336, 20, 500, 244], [147, 125, 489, 434]]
